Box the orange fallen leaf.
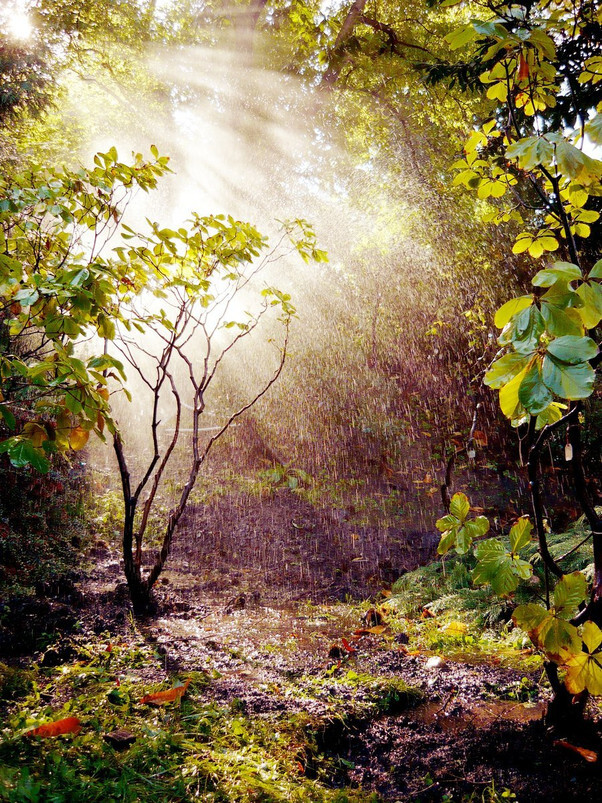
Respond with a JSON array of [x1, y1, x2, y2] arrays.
[[140, 679, 191, 705], [341, 637, 356, 654], [26, 717, 82, 738], [554, 740, 597, 763], [472, 430, 488, 447], [421, 608, 435, 619]]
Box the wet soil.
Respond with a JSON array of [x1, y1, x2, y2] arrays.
[[4, 490, 602, 802]]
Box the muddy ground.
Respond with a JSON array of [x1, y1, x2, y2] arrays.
[[3, 490, 602, 802]]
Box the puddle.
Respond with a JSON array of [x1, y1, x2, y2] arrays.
[[411, 698, 545, 732]]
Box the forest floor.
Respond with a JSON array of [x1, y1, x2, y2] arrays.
[[1, 490, 602, 802]]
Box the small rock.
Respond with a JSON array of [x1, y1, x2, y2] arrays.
[[425, 656, 446, 671], [104, 729, 136, 751]]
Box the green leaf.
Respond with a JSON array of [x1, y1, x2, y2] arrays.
[[0, 437, 50, 473], [512, 305, 545, 352], [0, 404, 16, 430], [542, 355, 595, 400], [464, 516, 491, 540], [494, 296, 533, 328], [540, 300, 584, 338], [575, 281, 602, 329], [509, 517, 533, 552], [444, 24, 477, 50], [513, 603, 581, 658], [473, 539, 532, 596], [506, 136, 554, 170], [437, 527, 458, 556], [546, 335, 598, 364], [532, 262, 582, 287], [449, 492, 470, 522], [590, 259, 602, 279], [436, 514, 459, 532], [518, 360, 553, 415], [499, 362, 530, 420], [454, 523, 475, 554], [553, 572, 587, 618]]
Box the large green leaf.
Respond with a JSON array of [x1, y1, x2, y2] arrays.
[[436, 514, 458, 532], [540, 301, 584, 338], [513, 603, 581, 658], [546, 335, 598, 364], [575, 281, 602, 329], [532, 262, 582, 287], [590, 259, 602, 279], [473, 539, 532, 596], [437, 527, 458, 556], [511, 305, 545, 353], [499, 363, 530, 420], [506, 136, 554, 170], [518, 360, 553, 415], [0, 437, 50, 473], [542, 354, 595, 399], [464, 516, 490, 539]]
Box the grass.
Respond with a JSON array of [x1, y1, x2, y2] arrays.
[[0, 636, 385, 803]]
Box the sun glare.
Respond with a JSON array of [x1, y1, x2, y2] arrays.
[[6, 8, 33, 41]]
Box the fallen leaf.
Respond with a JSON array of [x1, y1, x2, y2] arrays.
[[26, 717, 82, 738], [472, 430, 488, 447], [554, 740, 598, 763], [341, 637, 356, 654], [444, 621, 468, 636], [140, 679, 191, 705]]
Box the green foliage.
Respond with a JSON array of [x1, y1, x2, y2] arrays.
[[0, 148, 170, 470], [436, 493, 602, 696], [436, 492, 490, 555], [472, 519, 534, 597], [260, 462, 313, 491], [440, 0, 601, 427]]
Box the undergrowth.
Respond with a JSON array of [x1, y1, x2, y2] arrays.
[[0, 636, 380, 803], [390, 516, 594, 625]]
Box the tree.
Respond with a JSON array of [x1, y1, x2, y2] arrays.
[[426, 0, 601, 723], [0, 146, 325, 609], [108, 213, 325, 611]]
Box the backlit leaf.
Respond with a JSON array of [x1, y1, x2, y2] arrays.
[[449, 492, 470, 522], [494, 296, 533, 328], [509, 518, 533, 552]]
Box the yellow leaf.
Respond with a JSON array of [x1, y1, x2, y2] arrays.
[[22, 422, 48, 448], [444, 621, 468, 636], [499, 363, 530, 420], [69, 426, 90, 451], [562, 621, 602, 695]]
